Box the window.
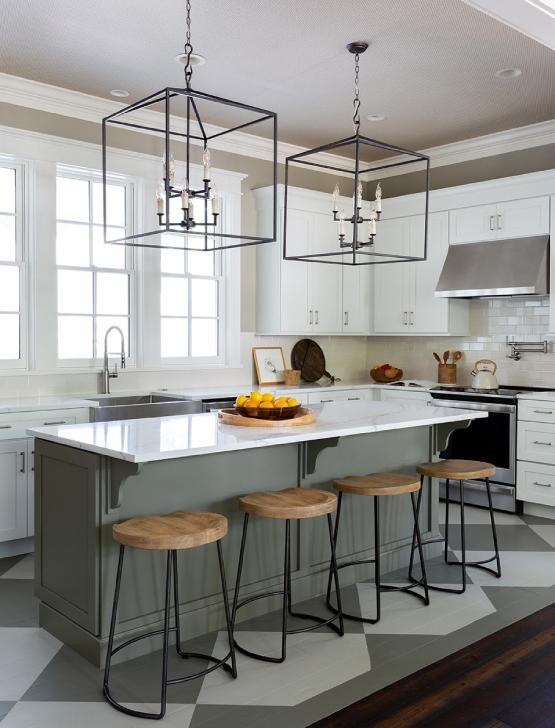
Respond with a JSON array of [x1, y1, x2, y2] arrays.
[[160, 199, 222, 361], [56, 173, 133, 362], [0, 166, 24, 366]]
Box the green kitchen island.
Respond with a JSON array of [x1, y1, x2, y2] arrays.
[[28, 399, 486, 667]]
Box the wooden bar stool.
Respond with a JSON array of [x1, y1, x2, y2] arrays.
[[326, 473, 429, 624], [232, 487, 344, 663], [409, 459, 501, 595], [103, 510, 237, 721]]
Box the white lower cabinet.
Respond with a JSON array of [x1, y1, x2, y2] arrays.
[[517, 461, 555, 507], [517, 420, 555, 466], [517, 400, 555, 507], [0, 439, 29, 542], [307, 389, 367, 405], [378, 389, 431, 404]]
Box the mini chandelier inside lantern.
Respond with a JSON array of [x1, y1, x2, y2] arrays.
[[102, 0, 277, 252], [283, 42, 430, 265]]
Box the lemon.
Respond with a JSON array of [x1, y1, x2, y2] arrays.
[[274, 397, 289, 408], [250, 391, 263, 403], [235, 395, 248, 407], [287, 397, 299, 407], [259, 400, 274, 408], [260, 393, 274, 402]]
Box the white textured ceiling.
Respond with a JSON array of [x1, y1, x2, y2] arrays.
[[0, 0, 554, 150]]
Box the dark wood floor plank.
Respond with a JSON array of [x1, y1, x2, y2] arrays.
[[310, 603, 555, 728]]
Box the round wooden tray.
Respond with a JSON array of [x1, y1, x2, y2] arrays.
[[370, 368, 403, 383], [218, 407, 316, 427]]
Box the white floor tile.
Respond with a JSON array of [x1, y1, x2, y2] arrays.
[[0, 629, 62, 700], [438, 502, 525, 526], [358, 582, 495, 635], [0, 555, 34, 580], [197, 630, 370, 706], [452, 550, 555, 587], [529, 525, 555, 549], [1, 701, 194, 727]]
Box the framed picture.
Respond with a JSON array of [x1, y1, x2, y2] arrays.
[[252, 346, 286, 386]]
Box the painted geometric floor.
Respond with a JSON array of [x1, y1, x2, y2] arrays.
[[1, 504, 555, 727]]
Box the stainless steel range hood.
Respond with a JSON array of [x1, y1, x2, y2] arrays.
[[435, 235, 549, 298]]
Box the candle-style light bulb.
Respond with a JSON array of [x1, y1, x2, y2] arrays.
[[211, 183, 220, 215], [156, 184, 164, 214], [332, 184, 340, 212], [162, 153, 175, 186], [188, 199, 194, 221], [356, 181, 363, 209], [338, 209, 346, 237], [203, 148, 211, 181], [368, 210, 377, 237], [375, 182, 382, 213], [181, 184, 189, 210]]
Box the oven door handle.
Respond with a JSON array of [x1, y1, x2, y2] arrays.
[[429, 399, 515, 415]]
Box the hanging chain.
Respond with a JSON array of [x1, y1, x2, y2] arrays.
[[183, 0, 193, 88], [352, 52, 361, 134]]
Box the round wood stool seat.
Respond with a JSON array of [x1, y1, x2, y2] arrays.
[[112, 510, 228, 551], [239, 487, 337, 520], [333, 472, 420, 497], [417, 459, 496, 481]]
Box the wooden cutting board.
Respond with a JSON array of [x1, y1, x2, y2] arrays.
[[291, 339, 334, 383], [218, 408, 316, 427]]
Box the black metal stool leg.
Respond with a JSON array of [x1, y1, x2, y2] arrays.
[[326, 492, 343, 607], [216, 540, 238, 677], [231, 512, 249, 631], [410, 491, 429, 605], [374, 495, 381, 622], [327, 512, 344, 635], [486, 477, 502, 578], [103, 544, 125, 696], [408, 478, 424, 582], [172, 550, 187, 659], [281, 519, 291, 662], [444, 478, 451, 564]]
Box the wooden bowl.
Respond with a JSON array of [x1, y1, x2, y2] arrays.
[[370, 368, 403, 384], [235, 404, 301, 420]]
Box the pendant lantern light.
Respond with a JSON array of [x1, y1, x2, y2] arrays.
[[102, 0, 277, 252], [283, 42, 430, 265]]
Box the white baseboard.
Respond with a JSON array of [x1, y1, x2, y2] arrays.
[[523, 502, 555, 521]]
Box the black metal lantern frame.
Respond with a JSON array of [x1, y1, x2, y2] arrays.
[[102, 87, 277, 252], [283, 41, 430, 266]]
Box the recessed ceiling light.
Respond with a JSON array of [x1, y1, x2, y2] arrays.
[[110, 89, 130, 97], [175, 52, 206, 66], [367, 113, 386, 122], [495, 67, 523, 78]]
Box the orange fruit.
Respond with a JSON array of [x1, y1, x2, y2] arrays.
[[243, 398, 257, 408], [274, 397, 289, 408], [259, 401, 274, 408]]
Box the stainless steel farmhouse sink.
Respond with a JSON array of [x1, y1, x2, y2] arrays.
[[86, 394, 203, 422]]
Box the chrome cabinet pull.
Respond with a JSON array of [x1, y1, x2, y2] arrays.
[[19, 451, 25, 473], [533, 409, 553, 415], [344, 311, 349, 326], [315, 310, 319, 325], [489, 215, 495, 231], [309, 309, 313, 325], [403, 311, 408, 325], [348, 397, 360, 401], [409, 311, 415, 325], [533, 440, 552, 446], [0, 424, 12, 430], [533, 481, 552, 488], [320, 399, 333, 403], [43, 420, 66, 426], [497, 213, 502, 230]]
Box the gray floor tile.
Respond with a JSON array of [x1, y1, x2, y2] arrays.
[[0, 556, 27, 579], [481, 584, 555, 612], [440, 524, 555, 551], [190, 704, 292, 728], [0, 581, 38, 628], [0, 702, 15, 723]]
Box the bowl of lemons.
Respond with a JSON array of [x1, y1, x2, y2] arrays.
[[234, 392, 301, 420]]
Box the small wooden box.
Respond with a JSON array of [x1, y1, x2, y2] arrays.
[[284, 369, 301, 386], [438, 363, 457, 385]]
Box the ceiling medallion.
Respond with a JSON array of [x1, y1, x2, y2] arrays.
[[102, 0, 277, 252], [283, 42, 430, 265]]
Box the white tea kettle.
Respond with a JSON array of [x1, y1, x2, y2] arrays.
[[471, 359, 499, 390]]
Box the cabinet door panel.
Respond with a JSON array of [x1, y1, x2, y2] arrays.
[[0, 439, 28, 542], [373, 218, 410, 333], [342, 265, 369, 333], [496, 196, 549, 239], [449, 204, 497, 244], [310, 211, 342, 332], [281, 207, 310, 333], [411, 212, 449, 333]]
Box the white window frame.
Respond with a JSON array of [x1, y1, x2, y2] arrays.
[[55, 166, 137, 369], [0, 159, 27, 370]]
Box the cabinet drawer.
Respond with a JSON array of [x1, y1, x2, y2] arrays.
[[518, 400, 555, 425], [0, 407, 89, 441], [379, 389, 431, 403], [307, 389, 367, 405], [517, 421, 555, 465], [517, 461, 555, 507]]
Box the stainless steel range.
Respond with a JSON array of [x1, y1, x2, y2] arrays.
[[430, 385, 555, 513]]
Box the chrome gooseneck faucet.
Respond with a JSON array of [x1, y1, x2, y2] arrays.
[[103, 326, 126, 394]]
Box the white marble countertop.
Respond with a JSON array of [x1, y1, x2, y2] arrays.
[[517, 391, 555, 402], [28, 399, 487, 464], [0, 396, 97, 415]]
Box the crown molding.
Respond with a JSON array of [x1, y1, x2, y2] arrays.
[[1, 73, 554, 182]]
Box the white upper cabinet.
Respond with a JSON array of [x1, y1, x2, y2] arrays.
[[373, 212, 469, 335], [450, 196, 549, 244], [254, 186, 371, 335]]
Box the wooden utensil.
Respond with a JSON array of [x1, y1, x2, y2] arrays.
[[443, 350, 450, 364], [452, 351, 463, 363], [433, 352, 441, 363]]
